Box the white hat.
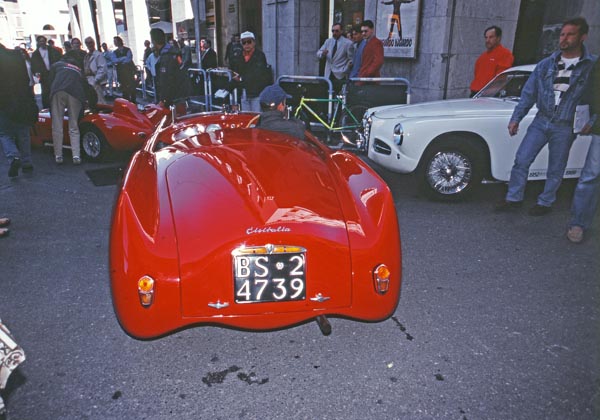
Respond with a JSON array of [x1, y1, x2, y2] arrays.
[[240, 31, 255, 40]]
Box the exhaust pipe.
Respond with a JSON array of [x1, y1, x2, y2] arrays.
[[315, 315, 332, 336]]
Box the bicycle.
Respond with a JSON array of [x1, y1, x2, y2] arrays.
[[291, 84, 367, 148]]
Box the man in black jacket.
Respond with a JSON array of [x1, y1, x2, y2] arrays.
[[257, 84, 305, 139], [0, 43, 38, 177], [30, 35, 62, 108], [150, 28, 190, 106], [200, 39, 217, 70], [230, 31, 271, 112]]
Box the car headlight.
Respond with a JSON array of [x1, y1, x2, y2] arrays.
[[393, 123, 404, 145]]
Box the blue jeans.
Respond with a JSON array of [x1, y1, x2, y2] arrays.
[[0, 112, 32, 165], [241, 90, 261, 113], [506, 115, 575, 206], [570, 134, 600, 230]]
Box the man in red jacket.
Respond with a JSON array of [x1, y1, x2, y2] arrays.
[[358, 20, 384, 83], [469, 26, 514, 96]]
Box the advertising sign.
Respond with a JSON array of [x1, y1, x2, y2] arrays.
[[376, 0, 421, 58]]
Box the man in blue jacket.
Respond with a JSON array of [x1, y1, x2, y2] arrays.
[[496, 17, 596, 216]]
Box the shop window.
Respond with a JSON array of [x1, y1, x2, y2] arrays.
[[334, 0, 364, 35]]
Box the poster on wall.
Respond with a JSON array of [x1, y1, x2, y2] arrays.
[[375, 0, 421, 58]]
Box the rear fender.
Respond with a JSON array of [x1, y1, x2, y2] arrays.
[[110, 150, 182, 338], [328, 151, 402, 319]]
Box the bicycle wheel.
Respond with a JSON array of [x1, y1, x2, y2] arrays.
[[339, 105, 367, 145]]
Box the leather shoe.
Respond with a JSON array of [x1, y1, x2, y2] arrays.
[[494, 200, 522, 212], [528, 204, 552, 216], [8, 158, 20, 177], [567, 226, 584, 243]]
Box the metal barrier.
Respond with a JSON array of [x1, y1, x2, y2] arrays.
[[187, 68, 209, 111], [347, 77, 412, 105], [207, 68, 238, 111], [276, 75, 334, 122], [135, 65, 156, 101]]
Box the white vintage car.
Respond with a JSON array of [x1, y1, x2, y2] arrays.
[[361, 65, 592, 200]]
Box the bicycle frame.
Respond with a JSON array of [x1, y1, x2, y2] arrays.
[[293, 96, 361, 133]]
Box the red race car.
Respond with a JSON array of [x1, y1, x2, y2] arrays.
[[110, 110, 402, 338], [31, 99, 167, 161]]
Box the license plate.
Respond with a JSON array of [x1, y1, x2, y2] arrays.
[[232, 245, 306, 303]]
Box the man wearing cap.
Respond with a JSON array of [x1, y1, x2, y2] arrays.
[[229, 31, 271, 112], [257, 84, 305, 139]]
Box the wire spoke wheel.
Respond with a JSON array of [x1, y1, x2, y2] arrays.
[[417, 136, 485, 201], [81, 125, 110, 162], [426, 151, 472, 195]]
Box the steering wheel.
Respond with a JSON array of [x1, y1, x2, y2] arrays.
[[246, 115, 260, 128]]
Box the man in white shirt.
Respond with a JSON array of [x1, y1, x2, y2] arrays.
[[317, 23, 353, 94]]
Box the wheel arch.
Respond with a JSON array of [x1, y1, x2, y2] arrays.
[[420, 131, 492, 179]]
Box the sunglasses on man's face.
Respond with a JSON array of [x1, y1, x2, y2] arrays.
[[242, 39, 253, 45]]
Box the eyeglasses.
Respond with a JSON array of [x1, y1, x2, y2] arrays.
[[241, 39, 253, 45], [361, 30, 369, 33], [332, 29, 340, 33]]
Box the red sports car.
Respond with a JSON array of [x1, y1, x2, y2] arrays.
[[31, 99, 167, 161], [110, 110, 402, 338]]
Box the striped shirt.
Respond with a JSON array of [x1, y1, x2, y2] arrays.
[[553, 56, 580, 107]]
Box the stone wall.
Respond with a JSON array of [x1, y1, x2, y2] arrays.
[[375, 0, 520, 103], [263, 0, 321, 78], [261, 0, 598, 104]]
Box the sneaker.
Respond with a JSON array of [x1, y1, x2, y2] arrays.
[[55, 156, 64, 165], [73, 157, 81, 165], [8, 158, 21, 177], [494, 200, 523, 212], [22, 164, 34, 173], [528, 204, 552, 216], [566, 226, 584, 243]]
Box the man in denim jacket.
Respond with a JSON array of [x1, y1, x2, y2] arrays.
[[496, 17, 596, 216]]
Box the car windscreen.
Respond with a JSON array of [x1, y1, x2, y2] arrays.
[[475, 72, 531, 100]]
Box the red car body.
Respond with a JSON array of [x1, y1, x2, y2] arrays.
[[110, 110, 402, 338], [31, 99, 167, 161]]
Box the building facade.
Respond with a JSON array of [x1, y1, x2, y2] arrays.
[[2, 0, 598, 103], [257, 0, 600, 102]]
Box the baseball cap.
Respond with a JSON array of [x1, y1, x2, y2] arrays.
[[259, 84, 292, 107], [240, 31, 255, 40]]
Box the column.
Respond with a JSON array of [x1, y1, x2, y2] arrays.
[[124, 0, 151, 65], [96, 0, 117, 46]]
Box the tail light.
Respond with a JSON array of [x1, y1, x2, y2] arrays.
[[138, 275, 155, 307], [373, 264, 390, 294]]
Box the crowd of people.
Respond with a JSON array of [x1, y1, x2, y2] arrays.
[[1, 16, 599, 244]]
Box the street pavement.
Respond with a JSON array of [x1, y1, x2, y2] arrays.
[[0, 146, 599, 420]]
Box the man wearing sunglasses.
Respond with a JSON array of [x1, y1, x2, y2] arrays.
[[317, 23, 353, 93], [229, 31, 271, 112]]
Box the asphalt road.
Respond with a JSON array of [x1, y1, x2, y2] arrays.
[[0, 147, 598, 420]]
